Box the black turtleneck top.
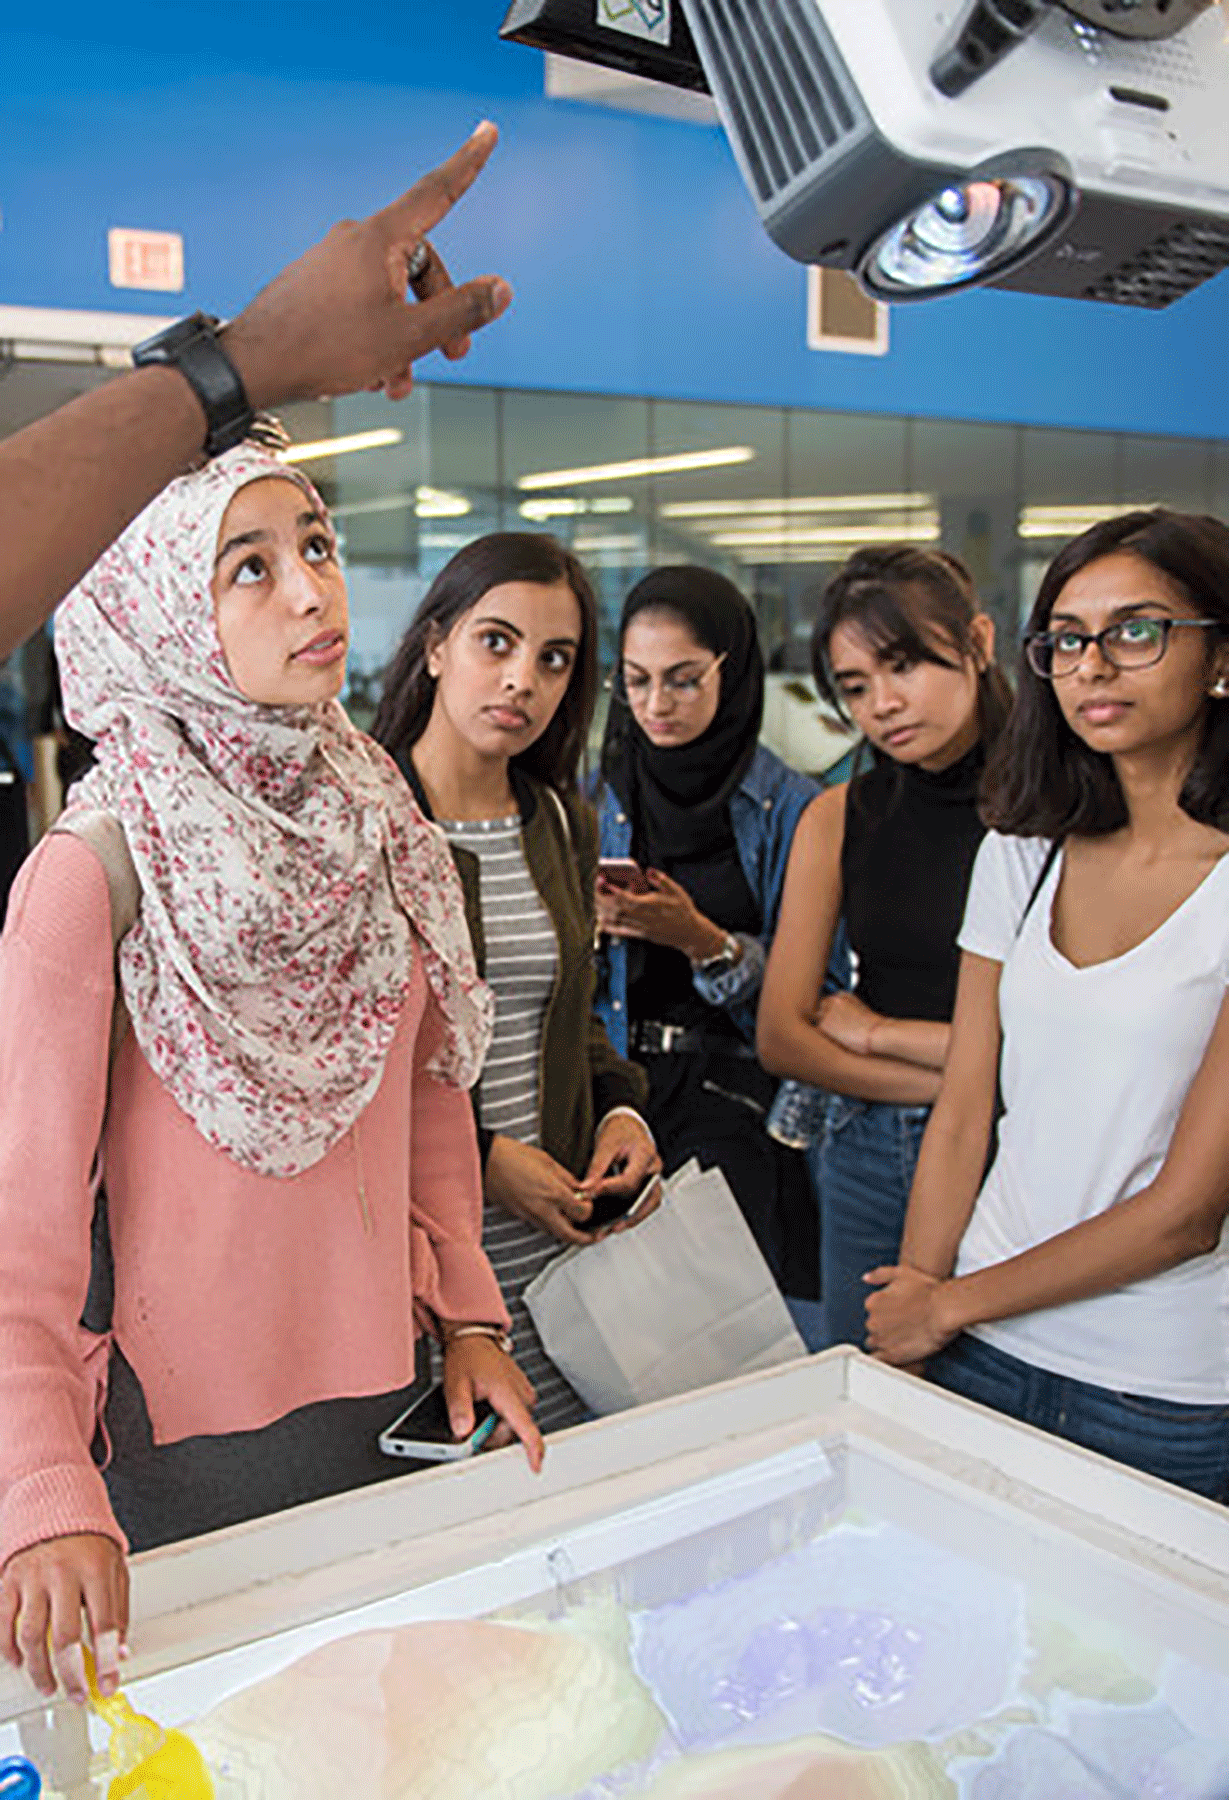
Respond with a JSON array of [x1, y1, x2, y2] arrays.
[[840, 745, 986, 1024]]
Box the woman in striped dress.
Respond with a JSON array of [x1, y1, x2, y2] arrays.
[[375, 535, 660, 1431]]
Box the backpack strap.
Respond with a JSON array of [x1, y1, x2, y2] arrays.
[[51, 810, 139, 1069], [1016, 838, 1062, 941]]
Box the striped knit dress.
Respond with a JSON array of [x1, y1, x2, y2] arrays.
[[440, 814, 589, 1432]]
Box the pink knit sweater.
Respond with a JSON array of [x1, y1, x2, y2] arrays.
[[0, 834, 508, 1570]]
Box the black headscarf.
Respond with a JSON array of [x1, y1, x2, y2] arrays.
[[600, 566, 765, 866]]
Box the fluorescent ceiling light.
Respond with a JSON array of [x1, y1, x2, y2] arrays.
[[690, 512, 939, 541], [572, 532, 645, 554], [330, 495, 411, 520], [660, 493, 935, 519], [414, 486, 471, 519], [316, 486, 472, 522], [709, 520, 942, 550], [419, 532, 475, 552], [730, 545, 877, 564], [519, 496, 635, 522], [518, 447, 755, 491], [283, 428, 403, 464], [728, 542, 926, 565], [1018, 502, 1158, 540]]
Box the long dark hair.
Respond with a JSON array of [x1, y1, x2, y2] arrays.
[[373, 533, 599, 793], [811, 545, 1013, 753], [981, 509, 1229, 838]]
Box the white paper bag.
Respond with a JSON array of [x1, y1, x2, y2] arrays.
[[523, 1160, 807, 1415]]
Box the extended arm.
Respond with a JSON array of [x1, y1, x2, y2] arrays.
[[948, 985, 1229, 1317], [896, 951, 1003, 1276], [757, 788, 941, 1105], [409, 1007, 543, 1469], [0, 837, 129, 1700], [0, 124, 511, 659], [408, 1015, 511, 1336]]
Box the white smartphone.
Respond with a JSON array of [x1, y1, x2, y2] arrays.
[[378, 1384, 497, 1462]]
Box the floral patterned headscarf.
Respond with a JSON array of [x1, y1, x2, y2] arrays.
[[54, 444, 492, 1178]]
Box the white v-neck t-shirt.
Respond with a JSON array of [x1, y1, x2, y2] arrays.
[[954, 831, 1229, 1403]]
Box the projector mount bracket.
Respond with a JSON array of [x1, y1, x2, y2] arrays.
[[932, 0, 1216, 96]]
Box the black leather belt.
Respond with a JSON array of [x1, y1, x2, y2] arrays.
[[633, 1019, 758, 1059]]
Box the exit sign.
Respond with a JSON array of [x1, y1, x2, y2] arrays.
[[108, 227, 185, 293]]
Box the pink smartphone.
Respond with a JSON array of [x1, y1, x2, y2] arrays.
[[598, 857, 651, 895]]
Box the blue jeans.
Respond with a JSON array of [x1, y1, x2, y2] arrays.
[[785, 1297, 827, 1353], [930, 1332, 1229, 1505], [810, 1096, 930, 1351]]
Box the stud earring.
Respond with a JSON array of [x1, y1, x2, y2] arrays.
[[1212, 676, 1229, 699]]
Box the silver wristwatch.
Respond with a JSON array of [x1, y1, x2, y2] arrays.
[[696, 932, 741, 976]]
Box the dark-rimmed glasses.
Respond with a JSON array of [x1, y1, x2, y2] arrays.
[[1025, 617, 1220, 680]]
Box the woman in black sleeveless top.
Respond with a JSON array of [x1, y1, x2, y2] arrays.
[[758, 548, 1012, 1349]]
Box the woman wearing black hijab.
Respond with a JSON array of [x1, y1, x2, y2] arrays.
[[594, 567, 840, 1301]]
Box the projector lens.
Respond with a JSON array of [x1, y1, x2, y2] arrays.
[[865, 174, 1070, 296]]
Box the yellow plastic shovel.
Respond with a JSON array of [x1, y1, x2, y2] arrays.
[[82, 1647, 214, 1800]]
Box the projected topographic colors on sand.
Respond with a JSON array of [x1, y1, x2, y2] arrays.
[[186, 1520, 1229, 1799]]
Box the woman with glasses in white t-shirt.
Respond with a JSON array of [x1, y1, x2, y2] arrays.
[[866, 509, 1229, 1503]]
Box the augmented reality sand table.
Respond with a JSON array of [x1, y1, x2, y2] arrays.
[[185, 1518, 1229, 1800]]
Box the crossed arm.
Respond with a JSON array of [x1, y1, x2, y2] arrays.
[[757, 786, 947, 1107]]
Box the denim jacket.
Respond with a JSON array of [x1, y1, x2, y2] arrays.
[[594, 743, 848, 1056]]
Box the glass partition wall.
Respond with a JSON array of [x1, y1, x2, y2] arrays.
[[3, 365, 1228, 788], [278, 384, 1229, 699]]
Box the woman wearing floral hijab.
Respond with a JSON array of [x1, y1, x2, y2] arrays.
[[0, 442, 541, 1707]]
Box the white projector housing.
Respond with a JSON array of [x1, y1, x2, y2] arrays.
[[676, 0, 1229, 305]]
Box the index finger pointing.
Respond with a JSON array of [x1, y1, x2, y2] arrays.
[[377, 121, 500, 242], [442, 1367, 476, 1441], [496, 1394, 545, 1473]]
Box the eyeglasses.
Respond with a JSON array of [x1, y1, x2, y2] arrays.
[[1025, 616, 1221, 680], [608, 653, 727, 704]]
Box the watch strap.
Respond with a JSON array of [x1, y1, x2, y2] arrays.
[[132, 312, 254, 458]]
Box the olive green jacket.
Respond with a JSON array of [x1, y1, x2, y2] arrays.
[[401, 761, 647, 1179]]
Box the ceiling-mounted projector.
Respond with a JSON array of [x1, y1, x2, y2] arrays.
[[500, 0, 1229, 307]]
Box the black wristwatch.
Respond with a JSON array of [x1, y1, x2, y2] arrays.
[[132, 312, 254, 458]]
